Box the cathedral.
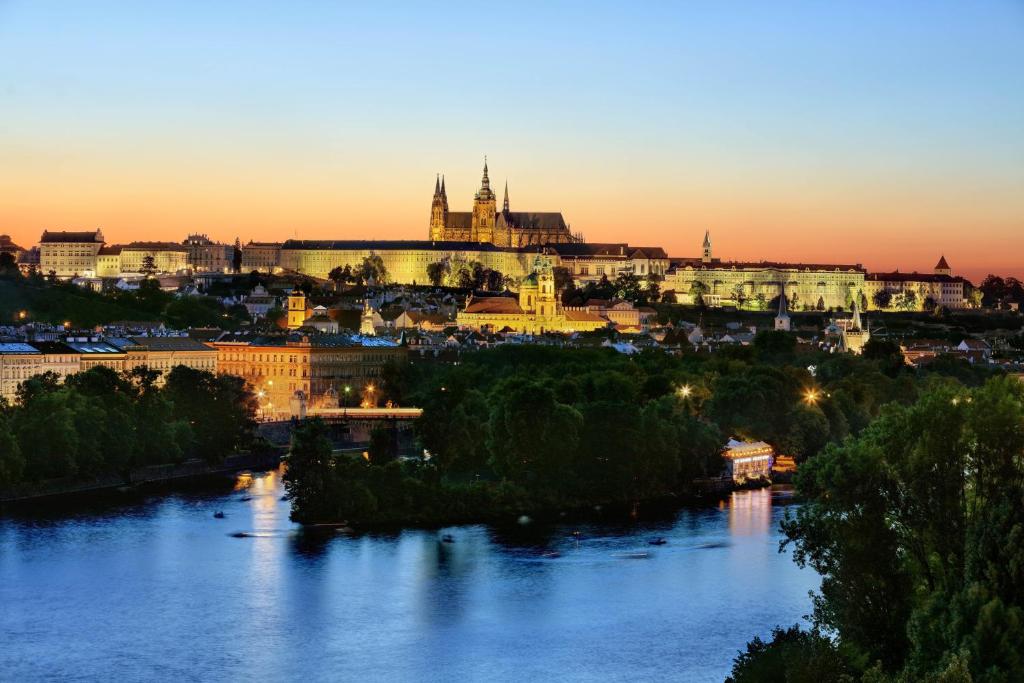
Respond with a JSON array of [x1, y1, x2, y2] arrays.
[[429, 160, 582, 247]]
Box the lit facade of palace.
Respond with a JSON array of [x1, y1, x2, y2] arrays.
[[457, 258, 608, 334], [548, 243, 670, 284], [862, 257, 969, 310], [213, 333, 406, 416], [428, 160, 582, 247], [664, 232, 867, 311], [39, 230, 105, 277], [279, 239, 554, 284]]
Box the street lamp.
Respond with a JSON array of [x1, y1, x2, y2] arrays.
[[803, 388, 820, 405], [678, 384, 692, 399]]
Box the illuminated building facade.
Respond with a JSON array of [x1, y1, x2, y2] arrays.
[[240, 241, 282, 273], [279, 239, 552, 285], [429, 161, 581, 247], [665, 232, 866, 311], [0, 343, 44, 403], [547, 243, 670, 285], [863, 256, 969, 310], [457, 258, 608, 334], [39, 230, 105, 277], [183, 234, 233, 273], [118, 242, 189, 274], [212, 333, 406, 416], [723, 439, 774, 484]]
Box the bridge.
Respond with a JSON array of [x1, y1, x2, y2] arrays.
[[310, 407, 423, 421], [256, 407, 423, 450]]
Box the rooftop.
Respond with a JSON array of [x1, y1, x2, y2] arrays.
[[40, 230, 104, 244]]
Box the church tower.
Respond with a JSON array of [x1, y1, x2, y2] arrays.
[[934, 255, 951, 276], [429, 175, 448, 241], [774, 287, 791, 331], [471, 158, 497, 244], [287, 287, 307, 330], [702, 230, 712, 263]]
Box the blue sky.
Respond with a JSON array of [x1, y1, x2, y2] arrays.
[[1, 1, 1022, 278]]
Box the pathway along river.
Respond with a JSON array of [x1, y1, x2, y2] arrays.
[[1, 467, 819, 682]]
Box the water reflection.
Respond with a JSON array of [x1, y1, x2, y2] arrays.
[[1, 475, 815, 683], [727, 487, 775, 536]]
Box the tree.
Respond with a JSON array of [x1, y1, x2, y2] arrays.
[[613, 273, 643, 302], [731, 283, 747, 307], [861, 337, 904, 376], [0, 252, 21, 278], [368, 423, 399, 464], [754, 330, 797, 357], [329, 265, 355, 285], [488, 382, 582, 489], [873, 290, 892, 309], [283, 419, 337, 523], [661, 290, 677, 304], [164, 366, 256, 461], [426, 260, 450, 287], [141, 254, 157, 276], [232, 238, 242, 273], [727, 625, 849, 683], [0, 412, 25, 489], [774, 378, 1024, 680], [359, 254, 388, 285], [895, 289, 918, 311], [552, 266, 573, 293]]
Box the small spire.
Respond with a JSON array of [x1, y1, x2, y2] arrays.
[[440, 174, 446, 195], [434, 174, 440, 195], [851, 296, 862, 331], [481, 156, 490, 190], [503, 180, 509, 212], [703, 230, 711, 247]]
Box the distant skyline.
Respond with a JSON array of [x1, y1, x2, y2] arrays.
[[1, 1, 1022, 283]]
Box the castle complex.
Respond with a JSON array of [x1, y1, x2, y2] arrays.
[[429, 160, 581, 247], [23, 161, 971, 315]]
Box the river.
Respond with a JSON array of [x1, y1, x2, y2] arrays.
[[0, 468, 818, 682]]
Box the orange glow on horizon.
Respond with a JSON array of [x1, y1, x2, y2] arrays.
[[1, 159, 1020, 283]]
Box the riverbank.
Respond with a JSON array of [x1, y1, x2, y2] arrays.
[[0, 450, 282, 505], [287, 462, 777, 531]]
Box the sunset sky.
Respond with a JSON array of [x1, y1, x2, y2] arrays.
[[1, 1, 1022, 282]]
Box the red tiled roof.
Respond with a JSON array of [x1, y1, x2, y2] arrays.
[[464, 297, 523, 314]]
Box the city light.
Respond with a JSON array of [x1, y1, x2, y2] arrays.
[[803, 388, 820, 405], [678, 384, 692, 399]]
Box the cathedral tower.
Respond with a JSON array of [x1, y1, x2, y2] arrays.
[[702, 230, 712, 263], [429, 175, 448, 241], [471, 158, 497, 244]]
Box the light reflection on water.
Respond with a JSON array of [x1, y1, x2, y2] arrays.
[[0, 469, 817, 682]]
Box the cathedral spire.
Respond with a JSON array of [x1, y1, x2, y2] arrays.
[[434, 174, 440, 196], [440, 174, 446, 197], [503, 180, 509, 212], [481, 156, 490, 190]]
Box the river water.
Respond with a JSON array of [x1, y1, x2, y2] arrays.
[[0, 469, 818, 682]]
